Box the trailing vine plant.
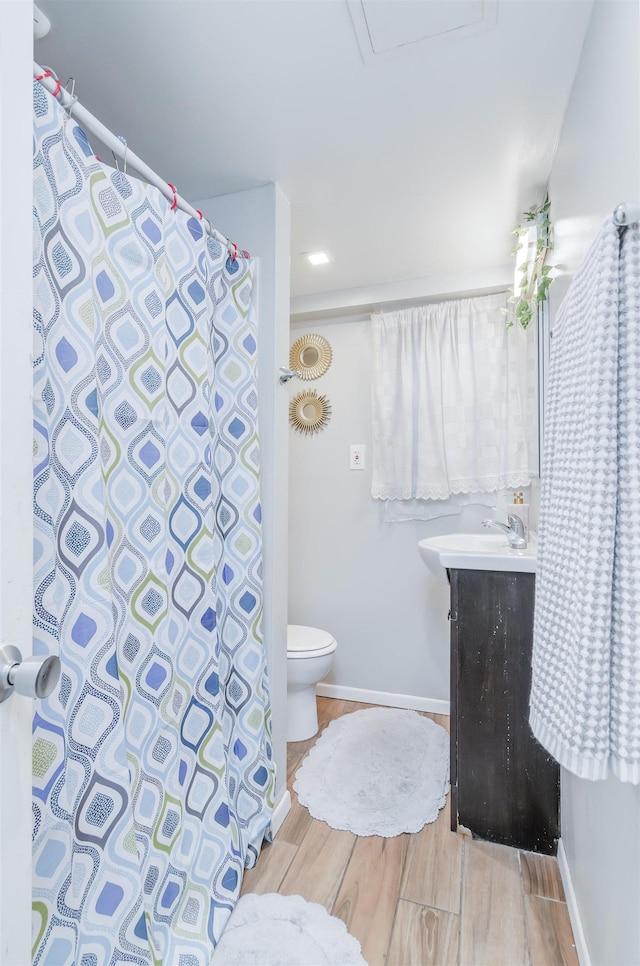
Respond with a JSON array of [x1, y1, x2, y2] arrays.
[[505, 194, 554, 329]]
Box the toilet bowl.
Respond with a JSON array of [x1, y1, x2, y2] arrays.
[[287, 624, 337, 742]]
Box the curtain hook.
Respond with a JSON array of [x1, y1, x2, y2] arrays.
[[112, 136, 127, 173], [38, 65, 61, 98], [118, 136, 128, 174], [63, 77, 77, 121], [167, 182, 178, 211]]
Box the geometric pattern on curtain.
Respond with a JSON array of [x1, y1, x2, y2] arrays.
[[32, 82, 274, 965]]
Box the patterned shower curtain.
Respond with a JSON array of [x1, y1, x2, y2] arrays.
[[31, 82, 274, 964]]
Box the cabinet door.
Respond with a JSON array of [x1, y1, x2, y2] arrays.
[[450, 569, 559, 854]]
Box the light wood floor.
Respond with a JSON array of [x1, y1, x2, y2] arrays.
[[242, 698, 579, 966]]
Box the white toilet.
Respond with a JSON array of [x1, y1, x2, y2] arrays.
[[287, 624, 337, 742]]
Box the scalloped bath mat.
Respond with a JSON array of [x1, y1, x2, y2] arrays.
[[211, 892, 366, 965], [294, 707, 449, 837]]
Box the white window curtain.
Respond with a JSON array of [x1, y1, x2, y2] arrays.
[[371, 292, 537, 511]]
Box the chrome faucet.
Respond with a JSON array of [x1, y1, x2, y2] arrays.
[[482, 512, 527, 550]]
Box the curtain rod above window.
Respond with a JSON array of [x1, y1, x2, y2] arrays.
[[33, 63, 248, 260]]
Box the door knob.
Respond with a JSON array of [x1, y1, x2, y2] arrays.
[[0, 644, 61, 703]]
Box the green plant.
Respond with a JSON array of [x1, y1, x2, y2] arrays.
[[504, 194, 554, 329]]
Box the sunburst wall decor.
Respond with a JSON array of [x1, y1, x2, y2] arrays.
[[289, 333, 332, 380], [289, 389, 332, 435]]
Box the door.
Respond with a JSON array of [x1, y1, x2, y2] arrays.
[[0, 2, 35, 963]]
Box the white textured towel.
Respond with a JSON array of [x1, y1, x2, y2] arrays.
[[530, 214, 640, 783]]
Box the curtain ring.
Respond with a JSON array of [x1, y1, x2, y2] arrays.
[[167, 182, 178, 211], [36, 66, 61, 98]]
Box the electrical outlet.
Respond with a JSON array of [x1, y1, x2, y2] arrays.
[[350, 444, 366, 470]]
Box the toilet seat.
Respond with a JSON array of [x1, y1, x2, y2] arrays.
[[287, 624, 337, 659], [286, 624, 337, 741]]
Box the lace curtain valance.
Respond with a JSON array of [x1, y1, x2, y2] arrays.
[[371, 292, 537, 509]]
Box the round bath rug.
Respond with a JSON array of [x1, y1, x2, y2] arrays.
[[210, 892, 366, 965], [294, 707, 449, 837]]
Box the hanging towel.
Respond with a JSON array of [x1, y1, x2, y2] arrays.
[[530, 213, 640, 784]]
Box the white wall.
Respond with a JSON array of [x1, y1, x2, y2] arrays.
[[290, 264, 513, 320], [546, 2, 640, 963], [194, 185, 291, 803], [288, 313, 514, 710]]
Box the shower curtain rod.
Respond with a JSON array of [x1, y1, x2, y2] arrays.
[[33, 63, 246, 259]]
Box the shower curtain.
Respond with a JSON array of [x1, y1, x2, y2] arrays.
[[31, 82, 274, 964]]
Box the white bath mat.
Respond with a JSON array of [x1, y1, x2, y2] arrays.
[[294, 707, 449, 837], [211, 892, 366, 965]]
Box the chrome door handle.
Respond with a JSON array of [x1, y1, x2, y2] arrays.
[[0, 644, 61, 703]]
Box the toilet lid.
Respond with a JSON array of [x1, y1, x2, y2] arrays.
[[287, 624, 336, 657]]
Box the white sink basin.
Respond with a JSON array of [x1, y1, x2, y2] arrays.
[[418, 532, 538, 583]]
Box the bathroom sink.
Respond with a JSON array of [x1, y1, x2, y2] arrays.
[[418, 532, 538, 583]]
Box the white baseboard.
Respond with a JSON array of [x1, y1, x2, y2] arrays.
[[270, 789, 291, 838], [557, 838, 591, 966], [316, 682, 450, 716]]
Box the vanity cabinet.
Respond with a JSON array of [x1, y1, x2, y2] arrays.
[[449, 568, 560, 855]]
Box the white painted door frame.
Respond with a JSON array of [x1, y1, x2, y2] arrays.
[[0, 2, 35, 964], [0, 19, 293, 965]]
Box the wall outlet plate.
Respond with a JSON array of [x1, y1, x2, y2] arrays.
[[350, 444, 366, 470]]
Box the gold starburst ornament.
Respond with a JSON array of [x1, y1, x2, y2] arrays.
[[289, 333, 332, 381], [289, 390, 331, 435]]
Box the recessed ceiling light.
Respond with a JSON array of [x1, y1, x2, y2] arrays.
[[306, 251, 330, 266]]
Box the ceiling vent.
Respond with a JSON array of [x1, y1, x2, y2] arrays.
[[347, 0, 497, 64]]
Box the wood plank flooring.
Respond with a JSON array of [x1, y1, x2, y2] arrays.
[[242, 698, 578, 966]]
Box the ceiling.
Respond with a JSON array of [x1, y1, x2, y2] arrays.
[[35, 0, 594, 307]]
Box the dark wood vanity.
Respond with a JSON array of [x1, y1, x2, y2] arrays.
[[449, 568, 560, 855]]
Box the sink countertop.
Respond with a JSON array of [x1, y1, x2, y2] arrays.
[[418, 532, 538, 582]]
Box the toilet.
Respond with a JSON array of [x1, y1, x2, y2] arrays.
[[287, 624, 337, 742]]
